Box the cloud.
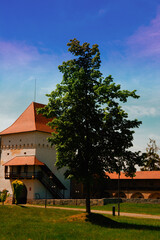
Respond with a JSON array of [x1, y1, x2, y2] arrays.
[[127, 8, 160, 59], [124, 105, 160, 118], [0, 40, 63, 84], [0, 41, 39, 69]]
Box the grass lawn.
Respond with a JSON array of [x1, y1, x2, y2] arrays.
[[0, 205, 160, 240], [50, 202, 160, 216], [92, 202, 160, 215]]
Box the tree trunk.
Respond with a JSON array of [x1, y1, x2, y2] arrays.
[[85, 180, 91, 214]]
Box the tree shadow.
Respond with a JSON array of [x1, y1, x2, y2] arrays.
[[18, 205, 28, 208], [86, 213, 160, 231]]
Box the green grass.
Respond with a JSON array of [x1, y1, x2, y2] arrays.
[[92, 202, 160, 215], [0, 205, 160, 240], [50, 202, 160, 216]]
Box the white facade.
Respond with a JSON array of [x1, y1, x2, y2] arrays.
[[0, 123, 70, 200]]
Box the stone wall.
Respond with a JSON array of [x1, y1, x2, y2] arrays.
[[27, 198, 121, 206], [27, 198, 160, 206]]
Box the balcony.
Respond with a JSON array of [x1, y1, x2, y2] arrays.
[[5, 171, 41, 179]]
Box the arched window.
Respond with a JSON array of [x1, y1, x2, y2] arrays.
[[131, 192, 144, 199], [148, 193, 160, 199], [114, 192, 126, 198]]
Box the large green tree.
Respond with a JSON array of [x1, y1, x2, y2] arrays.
[[39, 39, 142, 213]]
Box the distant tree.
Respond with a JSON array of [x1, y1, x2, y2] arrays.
[[38, 39, 143, 214], [141, 139, 160, 171]]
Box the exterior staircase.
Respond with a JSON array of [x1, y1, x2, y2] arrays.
[[38, 165, 66, 199]]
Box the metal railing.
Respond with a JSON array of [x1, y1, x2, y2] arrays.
[[37, 170, 64, 199], [5, 172, 39, 179]]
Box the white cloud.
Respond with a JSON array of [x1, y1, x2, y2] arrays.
[[0, 41, 39, 69], [124, 105, 160, 118]]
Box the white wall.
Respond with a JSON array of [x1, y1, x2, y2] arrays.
[[0, 131, 70, 198], [0, 132, 36, 194], [35, 132, 70, 198]]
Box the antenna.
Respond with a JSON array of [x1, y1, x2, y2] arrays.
[[34, 78, 37, 102]]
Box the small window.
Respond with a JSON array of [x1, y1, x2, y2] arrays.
[[24, 152, 26, 155], [7, 153, 9, 155]]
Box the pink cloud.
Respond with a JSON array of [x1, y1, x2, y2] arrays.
[[0, 41, 40, 69], [127, 8, 160, 58]]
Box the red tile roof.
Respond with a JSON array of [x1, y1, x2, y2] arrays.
[[0, 102, 53, 135], [3, 156, 45, 166], [107, 171, 160, 180]]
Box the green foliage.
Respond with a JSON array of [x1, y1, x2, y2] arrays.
[[38, 39, 143, 212], [141, 139, 160, 171], [12, 179, 24, 204], [0, 189, 9, 205]]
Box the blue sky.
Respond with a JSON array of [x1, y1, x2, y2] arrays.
[[0, 0, 160, 152]]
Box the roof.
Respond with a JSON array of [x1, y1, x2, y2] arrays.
[[3, 156, 45, 166], [0, 102, 53, 135], [107, 171, 160, 180]]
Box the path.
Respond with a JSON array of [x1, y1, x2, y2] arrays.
[[24, 204, 160, 220]]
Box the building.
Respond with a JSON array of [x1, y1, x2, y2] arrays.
[[1, 101, 160, 202], [71, 171, 160, 200], [105, 171, 160, 199], [0, 102, 70, 203]]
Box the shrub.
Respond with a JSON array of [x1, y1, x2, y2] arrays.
[[12, 180, 24, 204], [0, 189, 9, 205]]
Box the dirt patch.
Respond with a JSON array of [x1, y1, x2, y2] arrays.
[[64, 213, 90, 222]]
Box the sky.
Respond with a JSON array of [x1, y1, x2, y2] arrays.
[[0, 0, 160, 153]]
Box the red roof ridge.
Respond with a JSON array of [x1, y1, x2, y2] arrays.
[[33, 102, 37, 130], [106, 170, 160, 179]]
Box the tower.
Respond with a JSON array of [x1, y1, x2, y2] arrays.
[[0, 102, 70, 203]]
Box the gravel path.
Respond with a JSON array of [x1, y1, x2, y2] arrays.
[[24, 204, 160, 220]]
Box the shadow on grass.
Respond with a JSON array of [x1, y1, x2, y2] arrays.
[[86, 213, 160, 231], [18, 205, 28, 208]]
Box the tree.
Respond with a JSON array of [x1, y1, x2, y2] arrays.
[[38, 39, 142, 214], [141, 139, 160, 171]]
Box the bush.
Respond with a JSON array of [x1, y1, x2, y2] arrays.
[[12, 180, 24, 204], [0, 189, 9, 205]]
